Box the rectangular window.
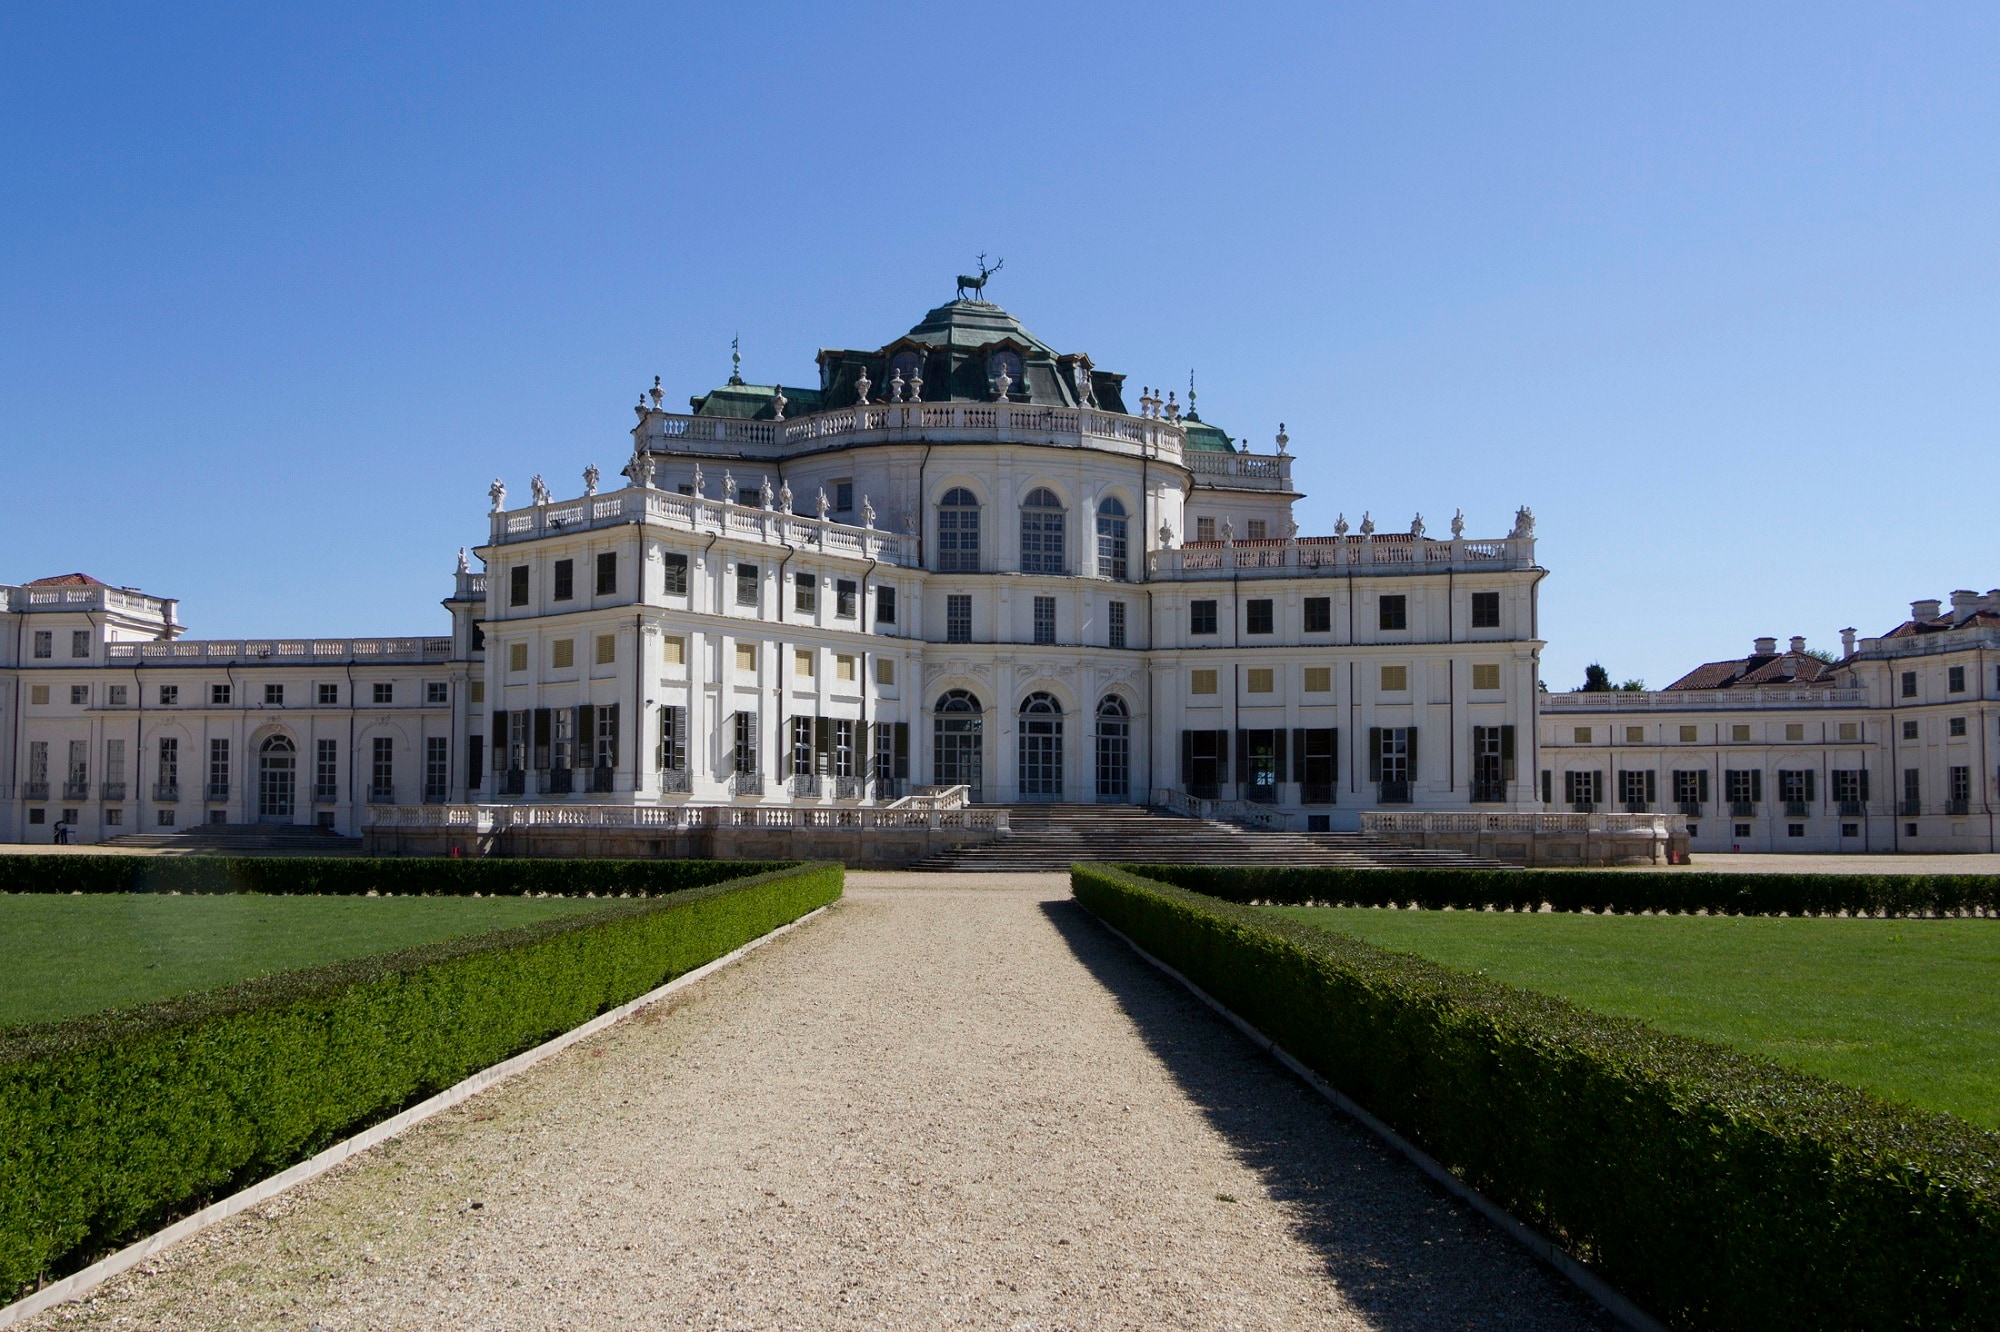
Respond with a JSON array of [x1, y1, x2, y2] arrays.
[[876, 585, 896, 625], [795, 573, 817, 613], [508, 711, 529, 773], [1680, 724, 1699, 742], [1378, 595, 1407, 631], [834, 480, 854, 514], [790, 716, 814, 778], [1195, 516, 1216, 543], [736, 564, 760, 607], [738, 486, 760, 507], [1725, 768, 1762, 809], [1573, 726, 1592, 743], [159, 685, 179, 706], [1304, 666, 1332, 693], [1731, 724, 1751, 742], [836, 580, 857, 618], [1469, 726, 1514, 801], [1033, 596, 1056, 645], [661, 552, 689, 596], [508, 642, 528, 672], [1245, 599, 1274, 635], [158, 737, 179, 792], [1246, 519, 1268, 541], [553, 559, 574, 601], [27, 741, 48, 791], [947, 594, 972, 644], [1904, 767, 1921, 810], [108, 684, 128, 707], [66, 739, 87, 793], [209, 739, 230, 801], [1303, 597, 1331, 633], [1951, 716, 1968, 737], [1246, 667, 1275, 694], [70, 685, 88, 705], [29, 685, 48, 706], [1625, 725, 1644, 743], [1903, 720, 1919, 740], [876, 658, 895, 685], [1369, 727, 1416, 799], [596, 552, 617, 596], [1671, 770, 1709, 809], [371, 736, 395, 801], [1471, 663, 1500, 691], [733, 711, 759, 775], [1838, 722, 1859, 742], [795, 648, 816, 678], [1949, 665, 1966, 693], [735, 642, 758, 674], [836, 654, 857, 682], [31, 630, 51, 659], [373, 682, 394, 704], [211, 683, 231, 705], [594, 705, 619, 771], [1107, 600, 1127, 650], [663, 635, 686, 667], [1779, 722, 1802, 741], [71, 629, 90, 658], [425, 736, 449, 801], [1470, 592, 1500, 629], [1191, 669, 1218, 695], [318, 683, 339, 705], [1778, 769, 1816, 806], [264, 683, 283, 705], [1565, 769, 1604, 811], [1901, 670, 1917, 698], [595, 634, 616, 665], [427, 681, 448, 704], [1190, 600, 1218, 635], [1617, 769, 1657, 810], [552, 637, 575, 669], [1380, 665, 1408, 692], [657, 705, 686, 773], [1951, 765, 1971, 807], [510, 565, 530, 606], [316, 739, 337, 799], [469, 680, 484, 703]]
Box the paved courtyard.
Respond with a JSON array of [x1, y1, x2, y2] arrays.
[[28, 871, 1610, 1331]]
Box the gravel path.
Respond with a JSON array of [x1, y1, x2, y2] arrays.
[[31, 871, 1611, 1331]]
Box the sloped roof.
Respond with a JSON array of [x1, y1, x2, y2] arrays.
[[1180, 412, 1236, 454], [24, 573, 106, 587], [1665, 650, 1839, 691], [898, 299, 1055, 354], [1883, 609, 2000, 638], [688, 383, 827, 421]]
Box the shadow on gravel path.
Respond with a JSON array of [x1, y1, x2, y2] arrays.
[[1039, 897, 1616, 1332]]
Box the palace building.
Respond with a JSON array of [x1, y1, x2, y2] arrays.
[[1, 288, 1990, 855]]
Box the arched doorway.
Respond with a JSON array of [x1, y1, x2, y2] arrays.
[[932, 690, 984, 801], [1095, 695, 1130, 801], [258, 735, 296, 822], [1018, 692, 1064, 801]]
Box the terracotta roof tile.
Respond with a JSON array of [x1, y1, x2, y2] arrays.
[[23, 572, 106, 587], [1665, 651, 1837, 691]]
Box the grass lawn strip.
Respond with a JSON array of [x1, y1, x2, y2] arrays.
[[0, 894, 613, 1029], [1272, 906, 2000, 1129]]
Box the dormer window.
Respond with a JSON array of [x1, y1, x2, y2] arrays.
[[989, 350, 1023, 399], [891, 351, 923, 396]]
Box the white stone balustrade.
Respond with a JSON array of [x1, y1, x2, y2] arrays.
[[1150, 535, 1536, 580], [489, 485, 920, 566], [106, 637, 453, 664], [643, 401, 1189, 465], [1362, 810, 1670, 836], [1541, 687, 1869, 712], [366, 803, 1009, 832]]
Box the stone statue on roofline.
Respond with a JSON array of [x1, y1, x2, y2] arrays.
[[690, 463, 704, 498], [1359, 511, 1375, 537], [584, 464, 600, 496], [771, 385, 787, 420], [1159, 522, 1175, 549], [530, 475, 550, 506], [488, 478, 507, 512], [1510, 505, 1536, 539], [1410, 513, 1425, 539], [861, 495, 876, 529], [1334, 513, 1349, 538], [722, 471, 737, 503], [816, 487, 830, 520], [760, 475, 774, 510], [629, 445, 655, 489], [778, 480, 794, 514], [1451, 508, 1465, 539], [456, 547, 470, 574]]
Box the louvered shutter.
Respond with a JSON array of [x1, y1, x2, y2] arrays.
[[1292, 729, 1306, 783], [1368, 727, 1382, 782], [1181, 732, 1193, 787], [1500, 725, 1517, 780], [1406, 727, 1418, 780]]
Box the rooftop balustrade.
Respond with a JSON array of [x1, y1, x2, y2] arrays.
[[105, 637, 455, 665], [643, 401, 1190, 466], [6, 584, 178, 622], [1541, 686, 1870, 712], [1150, 534, 1536, 581], [488, 486, 920, 566]]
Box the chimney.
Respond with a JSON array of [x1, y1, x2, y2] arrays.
[[1753, 636, 1777, 657], [1789, 635, 1807, 655], [1951, 589, 1978, 622], [1840, 627, 1857, 657], [1913, 599, 1942, 622]]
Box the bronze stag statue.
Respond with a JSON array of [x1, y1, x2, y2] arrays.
[[955, 254, 1003, 301]]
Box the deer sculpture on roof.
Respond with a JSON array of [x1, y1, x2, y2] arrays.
[[956, 254, 1003, 301]]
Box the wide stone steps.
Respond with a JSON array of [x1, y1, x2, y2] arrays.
[[98, 824, 367, 857], [905, 805, 1509, 872]]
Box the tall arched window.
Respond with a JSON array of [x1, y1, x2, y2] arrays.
[[1096, 497, 1129, 580], [258, 734, 296, 822], [1018, 692, 1064, 800], [1020, 487, 1066, 576], [933, 689, 984, 801], [1095, 695, 1130, 801], [938, 488, 981, 573]]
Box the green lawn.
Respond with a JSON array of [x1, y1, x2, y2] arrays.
[[1269, 906, 2000, 1128], [0, 893, 614, 1029]]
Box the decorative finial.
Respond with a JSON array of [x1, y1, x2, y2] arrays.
[[530, 474, 550, 506], [854, 366, 872, 405], [456, 546, 470, 573], [1159, 522, 1175, 549], [908, 362, 923, 399], [1164, 390, 1179, 422], [771, 385, 787, 420], [1359, 511, 1375, 537], [690, 463, 704, 498], [488, 478, 507, 512], [778, 479, 793, 513], [760, 474, 774, 510], [1275, 422, 1289, 454], [993, 363, 1013, 401], [889, 366, 905, 402], [729, 335, 743, 386], [1410, 513, 1425, 538], [815, 486, 830, 520], [649, 375, 664, 410], [903, 508, 917, 534], [1450, 508, 1465, 539], [583, 463, 600, 496], [861, 495, 876, 529], [1334, 512, 1349, 537], [1187, 369, 1197, 418]]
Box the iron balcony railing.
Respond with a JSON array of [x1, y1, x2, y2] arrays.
[[206, 783, 230, 802], [590, 767, 616, 794], [1838, 799, 1866, 817], [1187, 782, 1221, 801], [313, 783, 340, 803], [659, 767, 691, 794], [154, 782, 179, 802], [1676, 800, 1703, 817], [1570, 800, 1597, 814], [834, 775, 865, 800], [1948, 798, 1972, 816], [1303, 781, 1340, 805], [63, 781, 90, 801], [100, 782, 126, 802], [789, 773, 820, 797], [23, 782, 49, 801], [1623, 800, 1652, 814], [367, 784, 396, 804], [541, 767, 574, 795], [501, 770, 526, 796], [423, 785, 449, 805], [1899, 799, 1923, 817], [1730, 800, 1757, 817], [1378, 780, 1412, 805], [1246, 783, 1281, 805], [1784, 800, 1811, 818], [730, 772, 764, 796]]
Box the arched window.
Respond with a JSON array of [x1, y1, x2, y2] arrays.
[[1018, 692, 1064, 800], [1095, 695, 1130, 800], [1096, 497, 1129, 580], [257, 734, 296, 822], [989, 349, 1024, 398], [1020, 487, 1066, 576], [891, 350, 923, 398], [933, 690, 984, 801], [938, 487, 981, 573]]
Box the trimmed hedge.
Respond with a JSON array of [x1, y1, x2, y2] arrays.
[[0, 855, 793, 898], [1073, 862, 2000, 1331], [1120, 862, 2000, 917], [0, 861, 841, 1298]]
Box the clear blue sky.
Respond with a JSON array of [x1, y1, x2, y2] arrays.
[[3, 3, 1995, 690]]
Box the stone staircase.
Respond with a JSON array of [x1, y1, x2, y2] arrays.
[[98, 823, 367, 857], [905, 804, 1510, 872]]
